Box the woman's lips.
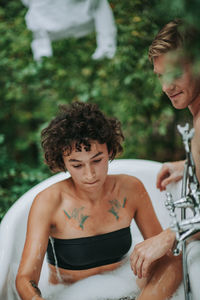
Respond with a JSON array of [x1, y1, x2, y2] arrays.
[[84, 180, 98, 185]]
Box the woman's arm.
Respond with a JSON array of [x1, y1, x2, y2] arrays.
[[129, 178, 176, 278], [16, 189, 57, 300]]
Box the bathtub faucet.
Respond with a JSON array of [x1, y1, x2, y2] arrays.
[[170, 123, 200, 214], [165, 191, 200, 215], [164, 123, 200, 255]]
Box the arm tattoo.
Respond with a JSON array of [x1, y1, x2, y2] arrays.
[[29, 280, 42, 296], [64, 207, 89, 230]]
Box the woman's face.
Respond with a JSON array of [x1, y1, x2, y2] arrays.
[[63, 141, 110, 192]]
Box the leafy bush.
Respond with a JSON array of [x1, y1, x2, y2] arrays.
[[0, 134, 50, 220], [0, 0, 193, 221]]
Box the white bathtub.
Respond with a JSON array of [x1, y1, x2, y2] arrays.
[[0, 159, 192, 299]]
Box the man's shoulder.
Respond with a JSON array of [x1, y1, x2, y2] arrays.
[[194, 112, 200, 127], [193, 115, 200, 143]]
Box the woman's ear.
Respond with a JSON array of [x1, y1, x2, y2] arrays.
[[108, 151, 113, 161]]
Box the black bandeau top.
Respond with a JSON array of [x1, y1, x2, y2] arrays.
[[46, 226, 132, 270]]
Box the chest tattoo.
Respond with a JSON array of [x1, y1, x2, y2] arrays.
[[63, 207, 89, 230], [108, 197, 127, 220]]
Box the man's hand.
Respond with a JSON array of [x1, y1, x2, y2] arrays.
[[130, 229, 176, 278], [156, 160, 185, 191]]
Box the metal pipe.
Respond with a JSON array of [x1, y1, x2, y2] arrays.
[[181, 161, 190, 300]]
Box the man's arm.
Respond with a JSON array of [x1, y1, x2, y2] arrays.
[[156, 160, 185, 191], [192, 117, 200, 184]]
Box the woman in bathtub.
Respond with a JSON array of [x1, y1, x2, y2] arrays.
[[16, 101, 182, 300]]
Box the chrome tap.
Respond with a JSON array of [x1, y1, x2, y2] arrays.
[[164, 124, 200, 249], [164, 123, 200, 300]]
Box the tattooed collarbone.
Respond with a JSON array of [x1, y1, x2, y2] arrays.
[[63, 206, 89, 230], [108, 197, 127, 220]]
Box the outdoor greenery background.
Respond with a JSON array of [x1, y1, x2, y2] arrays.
[[0, 0, 197, 221]]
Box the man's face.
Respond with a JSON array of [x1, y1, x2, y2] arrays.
[[153, 52, 200, 111]]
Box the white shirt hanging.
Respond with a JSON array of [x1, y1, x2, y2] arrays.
[[22, 0, 117, 61]]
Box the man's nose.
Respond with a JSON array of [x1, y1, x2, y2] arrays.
[[162, 80, 175, 94]]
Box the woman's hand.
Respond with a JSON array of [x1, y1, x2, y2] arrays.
[[130, 229, 176, 278], [156, 160, 185, 191]]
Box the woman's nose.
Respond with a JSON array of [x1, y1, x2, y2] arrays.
[[84, 165, 95, 180]]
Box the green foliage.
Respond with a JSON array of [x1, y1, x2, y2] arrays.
[[0, 0, 192, 221], [0, 134, 50, 220], [153, 0, 200, 66]]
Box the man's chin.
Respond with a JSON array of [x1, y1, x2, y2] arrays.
[[171, 100, 187, 110]]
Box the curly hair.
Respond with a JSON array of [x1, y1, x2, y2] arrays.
[[41, 102, 124, 172], [148, 19, 199, 62]]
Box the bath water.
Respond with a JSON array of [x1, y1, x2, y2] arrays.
[[41, 237, 184, 300], [49, 237, 63, 283], [41, 238, 140, 300]]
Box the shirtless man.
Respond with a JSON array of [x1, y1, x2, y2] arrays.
[[130, 20, 200, 293], [148, 19, 200, 190], [140, 20, 200, 299]]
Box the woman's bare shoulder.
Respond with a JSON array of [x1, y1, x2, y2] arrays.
[[107, 174, 145, 199], [31, 179, 69, 215], [111, 173, 144, 187]]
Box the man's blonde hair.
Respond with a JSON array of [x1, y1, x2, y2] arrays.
[[148, 19, 198, 62], [148, 19, 183, 61]]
